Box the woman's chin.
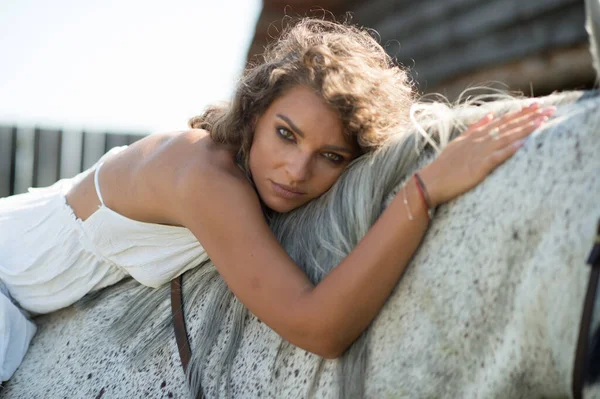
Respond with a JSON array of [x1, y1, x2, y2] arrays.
[[262, 194, 308, 214], [264, 199, 298, 214]]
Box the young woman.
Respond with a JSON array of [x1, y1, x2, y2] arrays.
[[0, 18, 555, 381]]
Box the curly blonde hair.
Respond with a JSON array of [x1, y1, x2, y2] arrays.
[[189, 17, 416, 169]]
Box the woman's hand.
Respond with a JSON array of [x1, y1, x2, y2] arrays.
[[419, 102, 556, 208]]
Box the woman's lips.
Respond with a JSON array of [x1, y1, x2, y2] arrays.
[[271, 181, 305, 199]]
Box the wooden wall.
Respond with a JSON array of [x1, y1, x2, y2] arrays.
[[248, 0, 594, 98]]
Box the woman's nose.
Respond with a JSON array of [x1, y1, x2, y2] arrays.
[[284, 154, 311, 182]]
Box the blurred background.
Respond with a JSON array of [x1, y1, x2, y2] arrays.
[[1, 0, 595, 197]]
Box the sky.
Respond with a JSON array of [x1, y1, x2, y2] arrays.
[[0, 0, 262, 134]]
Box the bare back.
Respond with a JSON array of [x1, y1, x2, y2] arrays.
[[65, 129, 243, 226]]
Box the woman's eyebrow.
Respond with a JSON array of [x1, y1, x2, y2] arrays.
[[275, 113, 354, 155], [276, 113, 305, 137]]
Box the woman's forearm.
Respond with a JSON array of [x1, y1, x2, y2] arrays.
[[295, 174, 431, 358], [297, 104, 553, 357]]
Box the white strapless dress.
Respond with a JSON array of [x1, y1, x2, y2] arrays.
[[0, 145, 209, 381]]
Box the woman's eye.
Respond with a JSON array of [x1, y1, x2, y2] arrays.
[[277, 127, 295, 141], [323, 152, 344, 164]]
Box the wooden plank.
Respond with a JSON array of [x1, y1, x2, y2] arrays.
[[105, 133, 130, 152], [431, 43, 595, 99], [368, 0, 479, 45], [33, 128, 62, 188], [81, 131, 106, 171], [0, 126, 14, 197], [127, 134, 143, 145], [414, 4, 586, 88], [32, 128, 39, 187], [352, 0, 422, 29], [375, 0, 576, 51], [9, 127, 16, 196], [13, 127, 35, 195], [60, 129, 83, 179], [350, 0, 586, 91]]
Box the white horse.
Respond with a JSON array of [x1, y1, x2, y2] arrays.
[[3, 3, 600, 398], [3, 91, 599, 399]]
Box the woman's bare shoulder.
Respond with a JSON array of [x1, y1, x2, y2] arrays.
[[65, 129, 252, 226], [163, 129, 246, 185], [160, 130, 261, 223]]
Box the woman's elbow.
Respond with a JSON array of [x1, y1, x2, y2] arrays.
[[287, 295, 350, 359], [318, 345, 345, 360], [297, 326, 348, 359]]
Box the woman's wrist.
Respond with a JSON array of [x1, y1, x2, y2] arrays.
[[413, 173, 435, 220], [415, 165, 442, 209], [398, 176, 432, 223]]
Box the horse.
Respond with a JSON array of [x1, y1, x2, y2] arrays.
[[1, 87, 598, 398], [3, 2, 600, 397]]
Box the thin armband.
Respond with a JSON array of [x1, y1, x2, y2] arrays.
[[413, 172, 435, 220]]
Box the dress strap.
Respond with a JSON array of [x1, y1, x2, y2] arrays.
[[94, 162, 106, 207]]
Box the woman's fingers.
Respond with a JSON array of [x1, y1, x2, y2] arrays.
[[462, 113, 494, 136], [464, 103, 539, 137], [474, 103, 555, 178], [484, 118, 543, 150], [484, 137, 527, 172], [483, 102, 541, 132], [494, 106, 555, 136], [481, 104, 556, 172], [423, 101, 556, 207], [472, 105, 555, 149]]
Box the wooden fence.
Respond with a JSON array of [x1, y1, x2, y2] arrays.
[[0, 126, 145, 197]]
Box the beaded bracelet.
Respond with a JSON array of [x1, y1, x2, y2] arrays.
[[413, 172, 435, 220]]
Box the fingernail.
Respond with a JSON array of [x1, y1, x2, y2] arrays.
[[541, 106, 556, 115], [513, 139, 526, 148], [529, 119, 543, 128]]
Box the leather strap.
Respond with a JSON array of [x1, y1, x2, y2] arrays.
[[171, 275, 192, 372], [573, 221, 600, 399], [172, 275, 206, 398]]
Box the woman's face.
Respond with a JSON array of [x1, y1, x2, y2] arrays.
[[249, 85, 357, 213]]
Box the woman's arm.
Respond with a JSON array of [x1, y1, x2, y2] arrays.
[[176, 159, 429, 359], [174, 104, 553, 358]]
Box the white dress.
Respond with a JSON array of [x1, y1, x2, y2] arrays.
[[0, 146, 209, 381]]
